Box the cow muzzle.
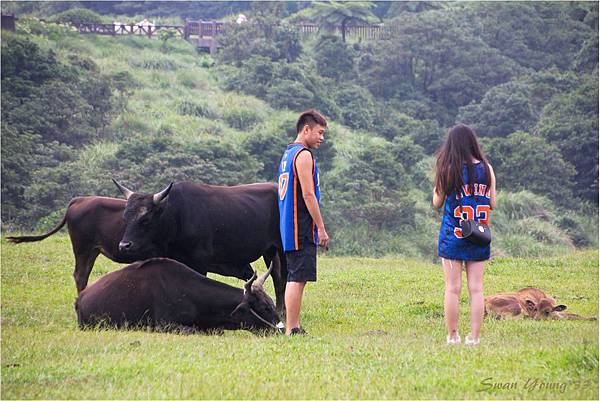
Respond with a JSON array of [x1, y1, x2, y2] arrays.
[[118, 241, 133, 252]]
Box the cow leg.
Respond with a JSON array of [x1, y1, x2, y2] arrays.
[[264, 249, 287, 319], [73, 248, 100, 293]]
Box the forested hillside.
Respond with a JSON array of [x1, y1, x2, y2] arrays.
[[1, 1, 598, 258]]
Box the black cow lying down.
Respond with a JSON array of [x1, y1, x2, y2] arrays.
[[75, 258, 280, 334]]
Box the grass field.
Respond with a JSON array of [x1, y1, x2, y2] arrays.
[[1, 235, 598, 399]]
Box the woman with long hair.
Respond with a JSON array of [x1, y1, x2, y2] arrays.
[[433, 124, 496, 345]]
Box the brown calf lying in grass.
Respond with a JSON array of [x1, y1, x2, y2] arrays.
[[485, 287, 596, 320]]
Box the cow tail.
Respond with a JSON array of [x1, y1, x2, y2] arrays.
[[6, 201, 71, 244]]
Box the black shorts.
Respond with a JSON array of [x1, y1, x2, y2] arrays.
[[285, 244, 317, 282]]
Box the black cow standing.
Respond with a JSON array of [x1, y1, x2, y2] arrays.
[[8, 180, 287, 316], [75, 258, 280, 334]]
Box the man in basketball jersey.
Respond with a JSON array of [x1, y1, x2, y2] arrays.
[[277, 109, 329, 336]]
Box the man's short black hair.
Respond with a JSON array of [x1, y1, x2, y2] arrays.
[[296, 109, 327, 134]]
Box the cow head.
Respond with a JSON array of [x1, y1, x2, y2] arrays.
[[534, 298, 567, 320], [112, 179, 173, 259], [231, 262, 279, 334]]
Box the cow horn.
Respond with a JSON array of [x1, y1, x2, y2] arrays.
[[244, 270, 257, 294], [254, 261, 274, 289], [112, 178, 134, 200], [153, 182, 173, 205]]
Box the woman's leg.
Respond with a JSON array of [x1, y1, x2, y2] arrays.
[[465, 260, 485, 339], [443, 259, 463, 338]]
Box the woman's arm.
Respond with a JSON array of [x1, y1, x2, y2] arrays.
[[488, 164, 497, 210], [432, 187, 445, 209]]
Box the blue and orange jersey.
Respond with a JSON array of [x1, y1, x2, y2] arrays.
[[438, 162, 492, 261], [278, 143, 320, 251]]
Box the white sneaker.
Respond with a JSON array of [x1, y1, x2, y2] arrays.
[[447, 334, 461, 345], [464, 335, 480, 345]]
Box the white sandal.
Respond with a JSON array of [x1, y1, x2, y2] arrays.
[[447, 333, 461, 345], [464, 335, 480, 345]]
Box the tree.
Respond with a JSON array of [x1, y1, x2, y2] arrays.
[[333, 84, 376, 130], [1, 35, 116, 227], [457, 81, 535, 137], [464, 2, 595, 71], [293, 1, 380, 42], [373, 108, 443, 154], [266, 79, 315, 111], [325, 138, 415, 232], [313, 34, 356, 80], [216, 6, 302, 66], [457, 71, 585, 137], [53, 8, 105, 25], [535, 76, 599, 203], [483, 132, 577, 204], [357, 10, 523, 124], [384, 1, 448, 18]]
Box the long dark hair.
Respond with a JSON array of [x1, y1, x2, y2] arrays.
[[434, 124, 491, 197]]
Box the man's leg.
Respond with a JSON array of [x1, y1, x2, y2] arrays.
[[285, 281, 306, 335]]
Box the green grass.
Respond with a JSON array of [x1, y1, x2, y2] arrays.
[[2, 235, 598, 399]]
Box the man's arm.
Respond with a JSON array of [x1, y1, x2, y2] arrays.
[[296, 150, 329, 248]]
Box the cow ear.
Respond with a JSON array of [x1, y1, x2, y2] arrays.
[[525, 300, 536, 312], [553, 304, 567, 312]]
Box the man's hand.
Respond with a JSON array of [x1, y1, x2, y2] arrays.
[[318, 226, 329, 249]]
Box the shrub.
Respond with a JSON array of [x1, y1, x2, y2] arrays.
[[176, 70, 201, 89], [53, 8, 104, 25], [242, 116, 297, 181], [493, 191, 555, 230], [197, 54, 215, 68], [176, 100, 218, 119], [110, 71, 140, 93], [314, 35, 356, 80], [129, 58, 178, 71], [555, 208, 599, 247], [157, 28, 180, 52], [265, 79, 314, 111], [334, 85, 376, 130], [223, 108, 263, 130]]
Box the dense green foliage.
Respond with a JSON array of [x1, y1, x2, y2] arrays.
[[1, 31, 118, 224], [1, 2, 598, 258], [52, 7, 105, 25], [2, 237, 598, 399], [1, 1, 252, 21]]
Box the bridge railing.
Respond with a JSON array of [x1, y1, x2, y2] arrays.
[[184, 20, 392, 40], [297, 23, 392, 39], [72, 23, 185, 37], [71, 21, 394, 41], [183, 21, 224, 38]]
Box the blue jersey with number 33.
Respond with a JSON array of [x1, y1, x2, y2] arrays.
[[278, 143, 320, 251], [438, 162, 491, 261]]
